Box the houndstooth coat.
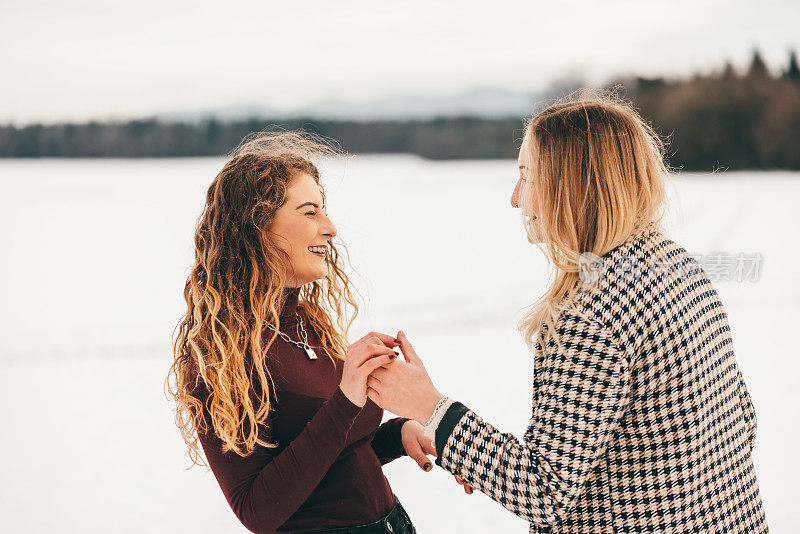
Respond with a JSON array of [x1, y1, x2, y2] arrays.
[[434, 224, 769, 533]]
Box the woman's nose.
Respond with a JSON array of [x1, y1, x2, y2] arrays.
[[510, 179, 522, 208], [321, 214, 337, 239]]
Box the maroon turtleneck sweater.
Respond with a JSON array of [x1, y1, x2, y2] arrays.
[[194, 289, 409, 533]]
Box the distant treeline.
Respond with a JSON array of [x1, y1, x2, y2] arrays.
[[631, 51, 800, 170], [2, 51, 799, 170], [0, 116, 522, 160]]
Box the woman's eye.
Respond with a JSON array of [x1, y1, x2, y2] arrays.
[[304, 211, 317, 216]]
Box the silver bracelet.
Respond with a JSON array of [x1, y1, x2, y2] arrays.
[[425, 395, 450, 427]]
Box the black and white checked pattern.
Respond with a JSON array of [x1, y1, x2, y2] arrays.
[[435, 224, 769, 533]]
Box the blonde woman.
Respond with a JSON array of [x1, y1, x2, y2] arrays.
[[366, 94, 769, 533], [166, 133, 431, 534]]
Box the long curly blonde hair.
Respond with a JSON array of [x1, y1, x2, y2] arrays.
[[166, 131, 358, 468], [518, 90, 670, 351]]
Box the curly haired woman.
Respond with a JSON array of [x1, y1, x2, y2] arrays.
[[166, 132, 429, 534]]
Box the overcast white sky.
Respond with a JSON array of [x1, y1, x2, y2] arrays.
[[2, 0, 798, 125]]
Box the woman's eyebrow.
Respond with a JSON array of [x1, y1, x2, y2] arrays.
[[295, 202, 320, 210]]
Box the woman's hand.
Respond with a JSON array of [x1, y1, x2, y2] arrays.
[[400, 418, 474, 494], [340, 332, 399, 407], [454, 475, 474, 495], [366, 331, 443, 424], [400, 420, 436, 472]]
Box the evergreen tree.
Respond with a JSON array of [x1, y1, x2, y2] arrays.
[[721, 61, 737, 80], [785, 49, 800, 81], [747, 49, 770, 78]]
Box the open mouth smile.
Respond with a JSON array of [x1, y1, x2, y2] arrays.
[[308, 245, 328, 257]]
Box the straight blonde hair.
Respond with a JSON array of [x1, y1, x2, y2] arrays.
[[518, 91, 670, 351]]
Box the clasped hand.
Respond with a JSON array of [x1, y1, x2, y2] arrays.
[[369, 330, 474, 495]]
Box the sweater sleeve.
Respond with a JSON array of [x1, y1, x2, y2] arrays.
[[433, 313, 631, 527], [370, 417, 409, 464], [736, 366, 758, 452], [197, 386, 362, 534]]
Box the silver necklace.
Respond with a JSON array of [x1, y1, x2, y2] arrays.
[[264, 312, 318, 360]]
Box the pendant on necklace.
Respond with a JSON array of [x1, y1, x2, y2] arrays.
[[305, 347, 318, 360]]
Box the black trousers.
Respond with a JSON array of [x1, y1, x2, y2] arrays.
[[298, 496, 416, 534]]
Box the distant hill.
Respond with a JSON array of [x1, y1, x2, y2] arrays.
[[291, 88, 540, 120], [153, 104, 280, 123], [152, 88, 540, 123]]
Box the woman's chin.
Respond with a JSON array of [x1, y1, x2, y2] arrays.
[[310, 265, 329, 282], [523, 217, 541, 244], [293, 265, 328, 287]]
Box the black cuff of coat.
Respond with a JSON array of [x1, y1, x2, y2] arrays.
[[434, 401, 470, 466]]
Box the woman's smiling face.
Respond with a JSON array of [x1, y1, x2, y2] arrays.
[[269, 172, 337, 287]]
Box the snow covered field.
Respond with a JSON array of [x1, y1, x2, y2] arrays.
[[0, 156, 796, 533]]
